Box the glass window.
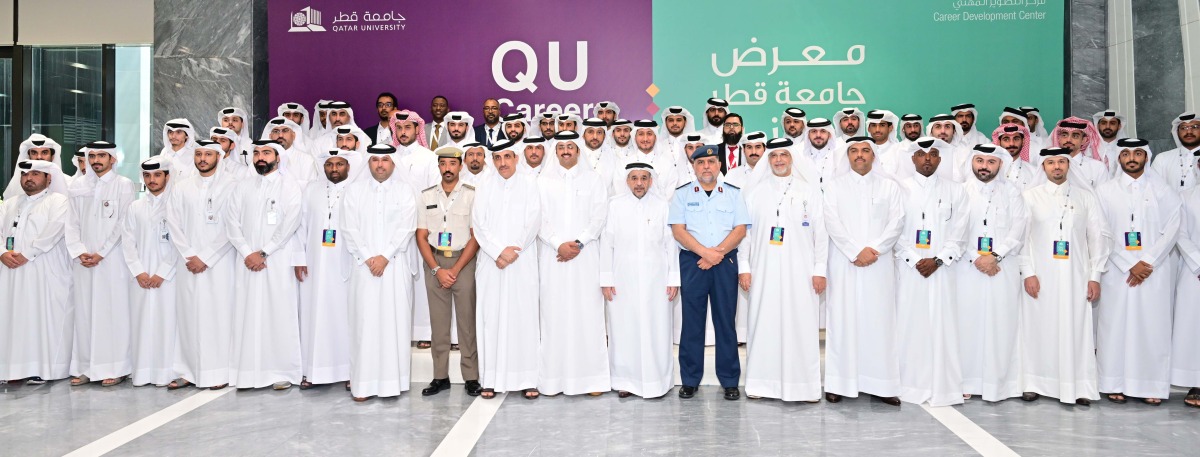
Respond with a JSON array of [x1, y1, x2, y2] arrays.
[[29, 46, 103, 176], [0, 52, 12, 186], [114, 45, 152, 186]]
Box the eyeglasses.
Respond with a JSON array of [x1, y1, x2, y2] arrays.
[[724, 123, 742, 128], [1180, 125, 1200, 132], [377, 102, 395, 108]]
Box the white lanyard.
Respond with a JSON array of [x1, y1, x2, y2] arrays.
[[1058, 185, 1072, 239], [774, 179, 793, 226], [439, 185, 460, 233], [325, 183, 344, 230], [979, 184, 996, 237]]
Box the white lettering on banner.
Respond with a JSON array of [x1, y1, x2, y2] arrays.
[[492, 41, 590, 93], [497, 99, 596, 121]]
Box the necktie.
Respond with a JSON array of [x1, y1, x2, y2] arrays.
[[432, 124, 441, 149], [728, 146, 738, 169], [488, 128, 494, 145]]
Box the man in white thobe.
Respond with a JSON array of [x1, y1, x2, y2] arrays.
[[956, 144, 1029, 402], [472, 142, 543, 399], [951, 103, 989, 147], [780, 108, 809, 152], [1050, 117, 1111, 189], [699, 98, 729, 144], [0, 160, 72, 384], [340, 144, 419, 401], [612, 120, 679, 199], [1019, 147, 1111, 406], [460, 143, 495, 187], [294, 149, 361, 390], [260, 117, 319, 184], [536, 131, 610, 396], [1174, 168, 1200, 407], [224, 140, 303, 390], [166, 140, 238, 390], [445, 111, 477, 148], [66, 141, 136, 387], [159, 119, 198, 167], [520, 137, 548, 177], [898, 114, 924, 148], [991, 123, 1044, 191], [388, 110, 440, 348], [865, 110, 907, 179], [1095, 139, 1182, 405], [208, 129, 253, 180], [894, 138, 970, 407], [822, 137, 905, 406], [725, 131, 766, 343], [600, 162, 679, 399], [122, 156, 179, 387], [4, 134, 63, 201], [1092, 110, 1129, 176], [831, 107, 866, 144], [925, 115, 970, 182], [657, 106, 698, 157], [1150, 112, 1200, 191], [218, 106, 255, 156], [737, 138, 827, 402], [580, 118, 616, 188], [797, 118, 841, 193]]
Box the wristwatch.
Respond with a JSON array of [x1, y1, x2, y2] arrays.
[[994, 254, 1004, 263], [934, 257, 944, 267], [575, 239, 584, 250], [259, 250, 269, 258], [431, 266, 442, 275]]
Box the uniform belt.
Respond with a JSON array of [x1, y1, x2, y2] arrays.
[[430, 245, 464, 258]]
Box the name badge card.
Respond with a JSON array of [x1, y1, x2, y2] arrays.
[[322, 229, 337, 247], [437, 232, 453, 257], [977, 237, 993, 255], [5, 236, 13, 251], [769, 227, 785, 246], [1124, 232, 1142, 251], [916, 230, 932, 249], [1053, 240, 1070, 259]]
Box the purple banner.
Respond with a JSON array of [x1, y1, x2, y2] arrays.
[[269, 0, 654, 125]]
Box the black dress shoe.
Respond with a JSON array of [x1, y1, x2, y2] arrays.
[[879, 396, 901, 406], [1021, 392, 1040, 402], [825, 392, 842, 403], [678, 385, 697, 398], [421, 378, 451, 396], [724, 387, 741, 401], [464, 380, 482, 396], [1075, 398, 1091, 406]]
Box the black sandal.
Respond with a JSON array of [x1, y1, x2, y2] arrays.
[[416, 341, 432, 349], [523, 388, 539, 400], [1104, 393, 1127, 404], [167, 378, 193, 390], [1142, 397, 1162, 406], [480, 388, 496, 399], [1186, 388, 1200, 408]]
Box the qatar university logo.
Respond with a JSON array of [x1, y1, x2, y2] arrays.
[[289, 6, 326, 32]]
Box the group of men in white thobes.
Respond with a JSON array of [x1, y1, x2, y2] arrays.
[[3, 100, 1200, 411]]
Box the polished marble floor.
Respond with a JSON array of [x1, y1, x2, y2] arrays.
[[2, 348, 1199, 456]]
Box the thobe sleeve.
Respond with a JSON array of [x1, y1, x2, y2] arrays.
[[339, 188, 369, 265], [22, 198, 70, 262], [936, 185, 970, 266], [822, 187, 861, 261], [471, 189, 503, 261], [379, 189, 417, 260], [65, 199, 86, 259], [868, 183, 906, 254], [993, 189, 1029, 260], [598, 204, 617, 287], [1083, 192, 1113, 282], [293, 194, 310, 268], [165, 187, 196, 259], [519, 182, 543, 250], [578, 179, 608, 246], [736, 226, 752, 274], [1139, 190, 1183, 268], [1019, 192, 1038, 279], [538, 181, 565, 249], [1179, 201, 1200, 275], [97, 181, 136, 258], [665, 211, 682, 287], [194, 188, 235, 266], [261, 188, 302, 257], [223, 189, 254, 258], [120, 205, 147, 276], [811, 191, 829, 277]]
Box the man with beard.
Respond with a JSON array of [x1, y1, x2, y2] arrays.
[[1173, 153, 1200, 408], [894, 137, 970, 407], [780, 108, 808, 152], [520, 136, 548, 176], [364, 92, 397, 146], [992, 123, 1044, 190], [502, 113, 528, 143], [670, 144, 750, 401], [445, 111, 477, 148], [278, 103, 312, 137], [797, 118, 841, 192], [537, 112, 559, 139], [614, 120, 680, 198], [166, 137, 238, 390], [459, 143, 494, 187], [580, 118, 617, 189], [832, 107, 866, 144], [294, 149, 363, 391], [66, 141, 136, 388], [601, 162, 678, 399], [1092, 110, 1128, 175], [898, 114, 924, 147], [1150, 112, 1200, 191], [998, 107, 1048, 154], [311, 100, 333, 140], [314, 101, 358, 148], [925, 114, 968, 182], [218, 107, 255, 155], [557, 113, 582, 134], [608, 119, 635, 155], [473, 98, 505, 147], [722, 131, 766, 191], [951, 103, 988, 147], [341, 144, 419, 401], [260, 117, 319, 184], [658, 106, 698, 156], [865, 110, 906, 178], [536, 131, 611, 397], [331, 125, 370, 154], [473, 140, 542, 400], [1050, 117, 1110, 189], [956, 143, 1029, 402], [416, 146, 481, 397], [224, 140, 303, 390], [595, 101, 620, 126], [1020, 106, 1051, 148], [0, 160, 71, 385], [822, 137, 905, 406], [4, 134, 63, 200], [721, 113, 746, 173], [426, 95, 452, 150], [1019, 147, 1111, 406], [122, 156, 178, 387], [737, 138, 827, 402], [210, 128, 252, 179], [699, 98, 729, 144], [1095, 138, 1182, 406], [386, 110, 439, 349]]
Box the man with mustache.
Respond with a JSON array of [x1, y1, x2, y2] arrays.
[[951, 103, 988, 147], [1018, 147, 1111, 406], [389, 110, 442, 350], [1173, 150, 1200, 408], [340, 144, 419, 402], [722, 131, 766, 191], [1092, 110, 1128, 176], [293, 149, 363, 391], [1094, 138, 1182, 406], [780, 108, 809, 153], [594, 101, 619, 127], [1050, 117, 1110, 188], [1150, 112, 1200, 190], [0, 160, 71, 386], [260, 117, 319, 184], [4, 134, 63, 200], [893, 137, 970, 407], [720, 113, 746, 173], [831, 107, 866, 144], [501, 113, 528, 144], [65, 141, 136, 388], [459, 142, 494, 187], [416, 146, 481, 398], [991, 123, 1044, 190], [223, 140, 304, 390], [925, 114, 970, 182], [520, 136, 548, 176], [822, 137, 905, 406], [363, 92, 397, 146], [472, 140, 542, 400], [797, 118, 841, 193], [699, 98, 729, 145], [123, 156, 178, 387], [898, 114, 924, 147], [444, 111, 477, 148]]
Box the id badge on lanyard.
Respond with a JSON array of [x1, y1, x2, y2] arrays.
[[266, 199, 279, 225]]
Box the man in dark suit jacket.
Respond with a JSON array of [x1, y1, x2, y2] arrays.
[[473, 98, 506, 147], [363, 92, 398, 145]]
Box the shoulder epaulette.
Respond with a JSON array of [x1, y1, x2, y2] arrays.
[[422, 185, 438, 192], [462, 184, 475, 191], [675, 183, 690, 190], [724, 183, 741, 190]]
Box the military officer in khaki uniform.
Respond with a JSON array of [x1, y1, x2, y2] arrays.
[[417, 146, 482, 396]]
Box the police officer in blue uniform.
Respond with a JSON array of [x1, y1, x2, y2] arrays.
[[669, 144, 751, 400]]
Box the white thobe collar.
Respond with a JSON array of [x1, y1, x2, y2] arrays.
[[912, 172, 938, 188], [22, 188, 49, 205], [1049, 180, 1071, 196], [850, 171, 872, 184], [258, 170, 282, 188]]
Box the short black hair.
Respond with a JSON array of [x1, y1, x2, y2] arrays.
[[377, 92, 398, 106], [724, 113, 743, 125], [432, 95, 448, 103]]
